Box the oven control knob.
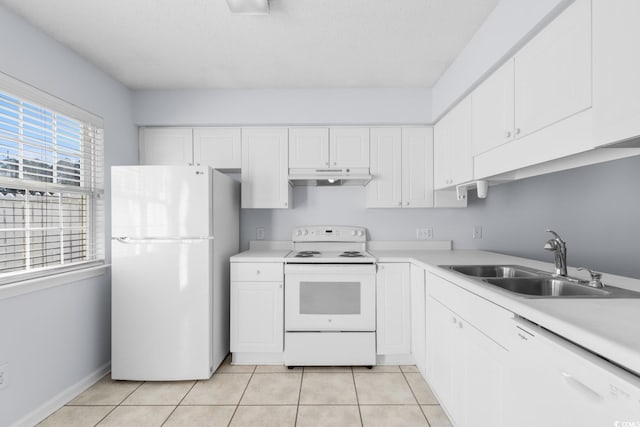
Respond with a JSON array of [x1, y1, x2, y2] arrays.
[[358, 230, 364, 237], [302, 229, 309, 236], [351, 230, 357, 236], [296, 230, 302, 236]]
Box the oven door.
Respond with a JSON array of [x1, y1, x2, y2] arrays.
[[285, 264, 376, 331]]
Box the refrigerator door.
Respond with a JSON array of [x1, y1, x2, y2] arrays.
[[111, 165, 212, 238], [112, 238, 213, 380]]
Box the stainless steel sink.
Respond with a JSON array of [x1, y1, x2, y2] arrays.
[[483, 277, 612, 297], [439, 264, 640, 298], [440, 264, 547, 278]]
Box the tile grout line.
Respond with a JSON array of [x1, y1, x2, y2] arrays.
[[294, 368, 305, 426], [91, 374, 145, 427], [159, 380, 198, 427], [400, 370, 432, 427], [351, 367, 364, 427], [226, 361, 256, 427]]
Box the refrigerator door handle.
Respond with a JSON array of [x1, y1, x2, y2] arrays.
[[113, 237, 214, 243]]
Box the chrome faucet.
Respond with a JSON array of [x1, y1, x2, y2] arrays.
[[544, 229, 567, 277]]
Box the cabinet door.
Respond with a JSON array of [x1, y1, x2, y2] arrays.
[[288, 128, 329, 169], [376, 263, 411, 355], [329, 127, 370, 168], [402, 127, 434, 208], [241, 128, 291, 209], [409, 265, 426, 377], [464, 320, 508, 427], [593, 0, 640, 146], [426, 295, 455, 415], [193, 128, 241, 169], [433, 116, 452, 190], [139, 128, 193, 165], [434, 97, 472, 189], [366, 128, 402, 208], [514, 0, 591, 139], [471, 59, 515, 156], [450, 96, 473, 185], [230, 281, 283, 353]]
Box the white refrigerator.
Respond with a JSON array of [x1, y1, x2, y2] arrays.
[[111, 165, 239, 380]]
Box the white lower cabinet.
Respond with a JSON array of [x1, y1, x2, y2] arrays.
[[230, 262, 283, 356], [425, 272, 510, 427], [376, 263, 411, 356]]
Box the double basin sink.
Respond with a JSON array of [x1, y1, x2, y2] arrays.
[[439, 264, 640, 298]]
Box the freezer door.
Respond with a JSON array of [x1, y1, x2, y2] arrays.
[[111, 238, 213, 380], [111, 165, 212, 238]]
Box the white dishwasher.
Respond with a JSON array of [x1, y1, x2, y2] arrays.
[[508, 317, 640, 427]]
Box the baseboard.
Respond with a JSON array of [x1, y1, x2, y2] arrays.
[[231, 352, 283, 365], [376, 354, 415, 365], [12, 362, 111, 427]]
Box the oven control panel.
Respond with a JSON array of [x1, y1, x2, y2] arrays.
[[292, 226, 367, 242]]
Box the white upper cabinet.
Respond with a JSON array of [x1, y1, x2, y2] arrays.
[[329, 127, 370, 168], [402, 128, 435, 208], [434, 96, 473, 190], [471, 59, 515, 156], [514, 0, 591, 139], [193, 128, 241, 169], [139, 128, 193, 165], [241, 128, 291, 209], [592, 0, 640, 146], [289, 127, 370, 169], [367, 128, 403, 208], [140, 127, 241, 169], [472, 0, 590, 153], [367, 127, 435, 209], [288, 128, 330, 169]]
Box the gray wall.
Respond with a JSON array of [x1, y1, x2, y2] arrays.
[[241, 154, 640, 279], [0, 5, 137, 426]]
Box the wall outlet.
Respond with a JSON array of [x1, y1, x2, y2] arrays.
[[0, 363, 8, 390], [473, 225, 483, 239], [256, 227, 265, 240], [416, 227, 433, 240]]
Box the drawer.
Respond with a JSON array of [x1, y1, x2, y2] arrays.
[[428, 271, 513, 348], [231, 262, 283, 282]]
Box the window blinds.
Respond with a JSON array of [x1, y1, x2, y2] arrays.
[[0, 74, 104, 280]]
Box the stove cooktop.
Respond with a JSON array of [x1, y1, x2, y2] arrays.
[[286, 226, 375, 264]]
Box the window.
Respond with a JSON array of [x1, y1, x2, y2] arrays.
[[0, 75, 104, 283]]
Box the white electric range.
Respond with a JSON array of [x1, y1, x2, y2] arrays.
[[284, 226, 377, 367]]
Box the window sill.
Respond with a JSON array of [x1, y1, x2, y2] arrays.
[[0, 264, 109, 301]]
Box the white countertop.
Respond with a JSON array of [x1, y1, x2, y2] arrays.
[[230, 249, 290, 263], [229, 245, 640, 375], [372, 248, 640, 376]]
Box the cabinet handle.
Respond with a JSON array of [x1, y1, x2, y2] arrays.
[[279, 284, 282, 289], [256, 270, 260, 275], [405, 202, 410, 206], [561, 372, 604, 403], [284, 202, 288, 207], [398, 201, 402, 206], [326, 162, 330, 166], [504, 131, 512, 138], [458, 322, 463, 329], [333, 162, 337, 166], [515, 128, 521, 136], [451, 317, 457, 324]]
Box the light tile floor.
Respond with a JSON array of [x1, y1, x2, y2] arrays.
[[39, 356, 453, 427]]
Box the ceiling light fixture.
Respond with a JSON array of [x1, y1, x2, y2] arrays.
[[226, 0, 269, 15]]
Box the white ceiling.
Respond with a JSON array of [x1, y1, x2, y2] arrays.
[[1, 0, 499, 90]]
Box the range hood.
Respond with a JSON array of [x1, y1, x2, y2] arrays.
[[288, 168, 372, 186]]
